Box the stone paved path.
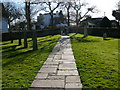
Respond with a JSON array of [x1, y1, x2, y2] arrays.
[[29, 36, 82, 90]]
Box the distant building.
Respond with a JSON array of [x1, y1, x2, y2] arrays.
[[110, 20, 119, 27], [0, 3, 8, 33], [80, 17, 111, 27], [37, 11, 67, 29]]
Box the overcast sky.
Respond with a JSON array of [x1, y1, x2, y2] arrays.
[[1, 0, 119, 20]]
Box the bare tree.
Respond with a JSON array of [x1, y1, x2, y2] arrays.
[[3, 2, 22, 43], [60, 2, 72, 26], [23, 1, 29, 48], [71, 1, 95, 27], [42, 2, 62, 26], [112, 1, 120, 27], [25, 0, 42, 50], [3, 2, 22, 29]]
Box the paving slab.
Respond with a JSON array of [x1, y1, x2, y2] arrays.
[[31, 80, 64, 88], [48, 55, 55, 58], [57, 70, 79, 76], [59, 63, 77, 70], [42, 64, 58, 68], [62, 55, 75, 60], [65, 83, 82, 89], [35, 73, 48, 80], [46, 58, 53, 61], [38, 68, 57, 74], [47, 76, 65, 80], [54, 55, 62, 60], [44, 61, 59, 65], [63, 52, 73, 55], [66, 76, 81, 83]]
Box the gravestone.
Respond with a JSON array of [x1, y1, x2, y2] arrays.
[[83, 26, 88, 37]]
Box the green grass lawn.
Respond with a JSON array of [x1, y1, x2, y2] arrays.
[[2, 35, 61, 89], [70, 33, 119, 89]]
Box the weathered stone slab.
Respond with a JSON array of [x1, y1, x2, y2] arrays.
[[42, 64, 58, 68], [47, 76, 65, 80], [63, 61, 75, 64], [63, 52, 73, 55], [66, 76, 81, 83], [39, 68, 57, 74], [62, 55, 74, 60], [46, 58, 53, 61], [55, 52, 63, 55], [31, 80, 64, 88], [35, 73, 48, 80], [54, 55, 62, 60], [65, 83, 82, 89], [57, 70, 79, 76], [48, 55, 55, 58], [44, 61, 59, 65], [59, 63, 77, 70], [54, 59, 75, 64], [64, 48, 72, 51], [65, 83, 82, 90]]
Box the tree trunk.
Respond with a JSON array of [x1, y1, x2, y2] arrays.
[[11, 39, 13, 43], [27, 2, 31, 31], [76, 11, 79, 27], [50, 12, 54, 26], [24, 30, 28, 48], [67, 8, 70, 26], [32, 30, 38, 51], [8, 21, 13, 43], [23, 2, 28, 48], [76, 11, 79, 33], [27, 2, 38, 51], [18, 39, 22, 45]]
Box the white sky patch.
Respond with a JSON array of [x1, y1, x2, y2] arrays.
[[83, 0, 119, 20]]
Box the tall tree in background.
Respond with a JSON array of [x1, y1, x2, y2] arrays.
[[4, 2, 22, 43], [3, 2, 22, 29], [112, 1, 120, 27], [62, 2, 72, 26], [71, 1, 95, 27], [23, 0, 47, 50], [23, 1, 29, 48], [25, 0, 38, 50], [43, 2, 62, 26]]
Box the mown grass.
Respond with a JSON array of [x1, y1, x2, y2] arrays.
[[2, 35, 61, 89], [70, 33, 119, 89]]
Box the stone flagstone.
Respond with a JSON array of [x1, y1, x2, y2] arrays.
[[29, 36, 82, 90]]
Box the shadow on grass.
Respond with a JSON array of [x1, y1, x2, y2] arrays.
[[3, 39, 58, 67], [29, 39, 57, 48], [2, 45, 20, 49], [103, 38, 111, 40], [27, 35, 52, 42], [6, 50, 33, 58], [2, 46, 26, 53], [0, 42, 11, 45], [2, 50, 33, 67], [71, 35, 100, 43], [75, 37, 99, 43]]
